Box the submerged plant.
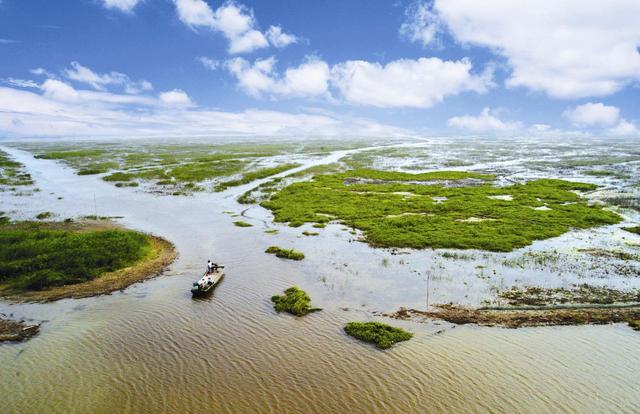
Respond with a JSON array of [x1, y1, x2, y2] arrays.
[[344, 321, 413, 349], [271, 286, 321, 316], [265, 246, 305, 260]]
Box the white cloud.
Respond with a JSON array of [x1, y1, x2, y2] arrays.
[[400, 1, 442, 47], [198, 56, 219, 70], [0, 85, 405, 138], [226, 56, 330, 99], [447, 107, 521, 132], [563, 102, 620, 127], [63, 61, 153, 94], [102, 0, 142, 13], [30, 67, 54, 77], [609, 119, 638, 136], [159, 89, 193, 106], [434, 0, 640, 98], [1, 78, 40, 89], [266, 25, 298, 48], [331, 57, 492, 108], [42, 79, 80, 102], [173, 0, 295, 53]]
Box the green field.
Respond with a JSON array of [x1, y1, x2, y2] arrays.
[[262, 169, 621, 251]]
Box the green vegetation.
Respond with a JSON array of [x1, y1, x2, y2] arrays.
[[233, 220, 253, 227], [584, 170, 618, 177], [623, 226, 640, 235], [215, 163, 300, 191], [264, 229, 279, 234], [265, 246, 305, 260], [302, 231, 319, 236], [0, 223, 151, 291], [262, 169, 621, 252], [441, 252, 475, 260], [0, 150, 33, 188], [630, 320, 640, 331], [343, 321, 413, 349], [271, 286, 321, 316], [35, 212, 53, 220]]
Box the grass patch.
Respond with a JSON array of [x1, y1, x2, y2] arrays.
[[233, 220, 253, 227], [262, 169, 620, 252], [630, 320, 640, 331], [215, 163, 300, 191], [265, 246, 305, 260], [264, 229, 279, 234], [271, 286, 321, 316], [499, 285, 640, 306], [302, 231, 319, 236], [0, 222, 152, 291], [623, 226, 640, 235], [344, 321, 413, 349], [36, 212, 53, 220], [0, 150, 33, 187]]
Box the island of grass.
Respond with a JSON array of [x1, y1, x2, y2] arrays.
[[271, 286, 321, 316], [344, 321, 413, 349], [0, 318, 40, 342], [623, 226, 640, 235], [261, 169, 621, 252], [265, 246, 305, 260], [233, 220, 253, 227], [0, 150, 34, 188], [0, 220, 176, 301]]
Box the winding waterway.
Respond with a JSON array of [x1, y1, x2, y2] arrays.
[[1, 143, 639, 413]]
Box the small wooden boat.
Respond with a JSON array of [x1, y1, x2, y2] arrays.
[[191, 268, 224, 296]]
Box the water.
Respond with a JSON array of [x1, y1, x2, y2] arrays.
[[1, 142, 639, 413]]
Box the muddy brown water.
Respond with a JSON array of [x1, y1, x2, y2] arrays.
[[1, 143, 639, 413]]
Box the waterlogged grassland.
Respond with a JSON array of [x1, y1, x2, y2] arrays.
[[262, 169, 621, 251], [271, 286, 321, 316], [0, 150, 34, 189], [21, 140, 373, 195], [344, 321, 413, 349], [0, 222, 152, 292]]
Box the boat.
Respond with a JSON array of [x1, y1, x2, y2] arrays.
[[191, 267, 224, 296]]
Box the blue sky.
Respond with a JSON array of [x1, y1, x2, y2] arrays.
[[0, 0, 638, 138]]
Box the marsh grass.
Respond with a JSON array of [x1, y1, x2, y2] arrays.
[[262, 169, 620, 251], [215, 163, 300, 191], [233, 221, 253, 227], [271, 286, 321, 316], [0, 150, 33, 188], [499, 285, 640, 306], [36, 212, 53, 220], [343, 321, 413, 349], [623, 226, 640, 235], [265, 246, 305, 260], [0, 222, 151, 291], [302, 231, 319, 236]]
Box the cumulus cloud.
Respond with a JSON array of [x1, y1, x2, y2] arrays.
[[563, 102, 620, 127], [609, 119, 638, 136], [399, 1, 442, 47], [159, 89, 193, 106], [266, 25, 298, 48], [0, 84, 406, 138], [102, 0, 142, 13], [447, 107, 521, 132], [63, 61, 153, 94], [174, 0, 297, 54], [433, 0, 640, 98], [331, 57, 492, 108], [225, 56, 330, 98]]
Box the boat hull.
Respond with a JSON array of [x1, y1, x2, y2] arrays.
[[191, 271, 224, 296]]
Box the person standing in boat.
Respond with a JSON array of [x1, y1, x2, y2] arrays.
[[206, 260, 213, 274]]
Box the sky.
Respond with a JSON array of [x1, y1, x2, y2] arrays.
[[0, 0, 639, 139]]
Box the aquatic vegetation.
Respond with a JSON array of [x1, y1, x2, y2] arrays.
[[343, 321, 413, 349], [35, 211, 53, 220], [0, 150, 34, 188], [312, 223, 326, 229], [302, 231, 319, 236], [441, 252, 475, 260], [0, 318, 39, 342], [499, 285, 640, 306], [233, 221, 253, 227], [0, 222, 152, 291], [630, 320, 640, 331], [262, 169, 620, 251], [623, 226, 640, 235], [264, 229, 278, 234], [265, 246, 305, 260], [271, 286, 321, 316], [602, 195, 640, 212], [215, 163, 300, 191]]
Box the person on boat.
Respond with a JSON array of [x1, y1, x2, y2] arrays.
[[206, 260, 213, 274], [211, 262, 219, 272]]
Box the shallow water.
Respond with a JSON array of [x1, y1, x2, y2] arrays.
[[1, 141, 639, 413]]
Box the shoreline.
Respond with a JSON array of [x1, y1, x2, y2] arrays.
[[0, 221, 178, 302]]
